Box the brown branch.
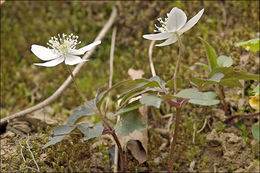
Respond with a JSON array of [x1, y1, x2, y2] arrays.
[[225, 112, 260, 123], [1, 7, 117, 126]]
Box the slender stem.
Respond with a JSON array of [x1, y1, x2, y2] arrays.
[[64, 65, 125, 172], [218, 85, 229, 116], [173, 33, 183, 94], [225, 112, 260, 123], [149, 40, 156, 77], [65, 65, 108, 125], [168, 108, 181, 172], [111, 131, 125, 172], [105, 26, 117, 112]]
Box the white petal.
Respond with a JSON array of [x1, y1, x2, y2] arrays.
[[34, 57, 64, 67], [31, 45, 57, 61], [166, 7, 187, 32], [71, 41, 101, 55], [155, 35, 178, 47], [178, 9, 204, 34], [65, 55, 88, 65], [143, 32, 173, 41]]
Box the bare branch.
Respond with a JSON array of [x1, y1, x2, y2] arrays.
[[1, 7, 118, 126]]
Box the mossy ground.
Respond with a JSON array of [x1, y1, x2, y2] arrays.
[[1, 1, 259, 172]]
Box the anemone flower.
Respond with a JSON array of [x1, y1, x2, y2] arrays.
[[143, 7, 204, 47], [32, 33, 101, 67]]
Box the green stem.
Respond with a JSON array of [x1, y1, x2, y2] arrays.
[[64, 65, 125, 172], [173, 33, 183, 94], [168, 108, 181, 172]]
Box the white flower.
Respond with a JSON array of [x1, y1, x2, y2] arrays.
[[143, 7, 204, 47], [31, 33, 101, 67]]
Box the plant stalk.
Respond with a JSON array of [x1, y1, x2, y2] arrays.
[[173, 33, 183, 94], [65, 65, 125, 172], [218, 85, 229, 116], [168, 107, 181, 172]]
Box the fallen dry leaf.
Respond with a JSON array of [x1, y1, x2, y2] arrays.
[[128, 68, 144, 80]]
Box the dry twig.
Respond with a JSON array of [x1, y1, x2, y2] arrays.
[[18, 140, 26, 162], [197, 117, 208, 133], [26, 135, 40, 172]]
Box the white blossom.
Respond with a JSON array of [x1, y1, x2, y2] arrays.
[[32, 33, 101, 67], [143, 8, 204, 47]]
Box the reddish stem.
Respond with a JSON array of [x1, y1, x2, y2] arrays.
[[168, 107, 181, 172], [225, 112, 260, 123]]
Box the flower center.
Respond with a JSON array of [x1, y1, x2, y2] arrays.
[[154, 14, 169, 33], [47, 33, 81, 56]]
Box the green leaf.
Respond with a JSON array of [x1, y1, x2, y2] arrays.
[[195, 62, 210, 71], [66, 100, 97, 125], [217, 56, 233, 67], [149, 75, 166, 86], [43, 125, 75, 148], [96, 79, 147, 108], [253, 84, 259, 94], [165, 78, 182, 90], [252, 125, 260, 141], [140, 95, 162, 108], [199, 38, 218, 71], [77, 123, 104, 141], [175, 88, 220, 106], [119, 88, 157, 108], [120, 80, 160, 97], [219, 79, 243, 88], [114, 110, 146, 136], [112, 100, 143, 117], [208, 67, 234, 78], [235, 38, 259, 52], [208, 73, 224, 82], [223, 70, 259, 81]]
